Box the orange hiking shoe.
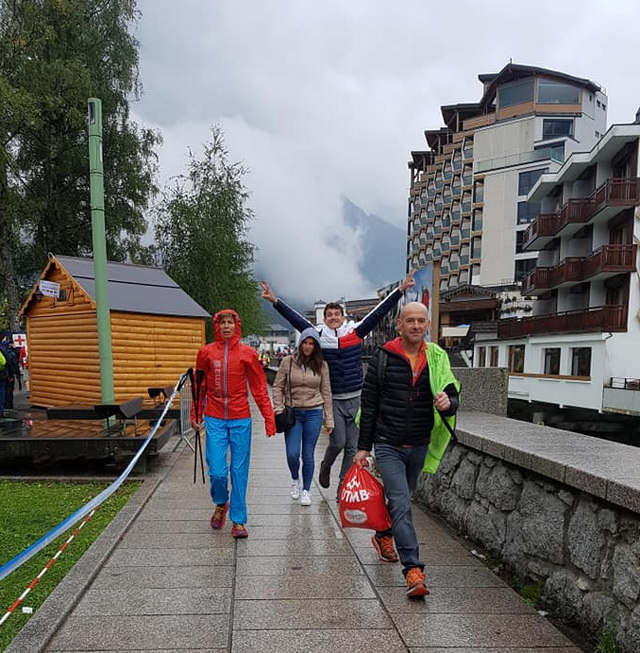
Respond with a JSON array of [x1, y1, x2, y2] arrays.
[[371, 533, 399, 563], [210, 503, 229, 530], [231, 523, 248, 539], [405, 567, 429, 598]]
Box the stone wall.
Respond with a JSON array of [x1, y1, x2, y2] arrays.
[[416, 437, 640, 653]]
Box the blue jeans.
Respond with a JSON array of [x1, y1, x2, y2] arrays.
[[204, 416, 252, 525], [374, 441, 428, 574], [284, 408, 323, 491]]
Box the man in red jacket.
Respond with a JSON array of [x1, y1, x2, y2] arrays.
[[191, 309, 276, 539]]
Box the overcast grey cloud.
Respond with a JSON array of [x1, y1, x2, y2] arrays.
[[133, 0, 640, 304]]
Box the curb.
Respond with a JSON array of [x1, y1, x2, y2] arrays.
[[4, 443, 185, 653]]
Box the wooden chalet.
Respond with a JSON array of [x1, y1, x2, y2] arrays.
[[20, 255, 209, 407]]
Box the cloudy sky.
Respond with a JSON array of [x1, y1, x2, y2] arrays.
[[133, 0, 640, 305]]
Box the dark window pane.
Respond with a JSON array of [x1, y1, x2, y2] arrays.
[[509, 345, 525, 373], [515, 258, 537, 281], [517, 201, 541, 224], [542, 119, 573, 140], [538, 81, 580, 104], [518, 168, 547, 195], [499, 79, 535, 108], [571, 347, 592, 376], [544, 348, 561, 375]]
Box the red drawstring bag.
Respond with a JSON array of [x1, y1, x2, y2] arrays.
[[339, 464, 392, 531]]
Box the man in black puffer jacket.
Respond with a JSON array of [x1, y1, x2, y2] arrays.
[[354, 302, 459, 598]]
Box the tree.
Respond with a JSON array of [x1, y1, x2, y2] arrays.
[[0, 0, 160, 330], [155, 126, 266, 339]]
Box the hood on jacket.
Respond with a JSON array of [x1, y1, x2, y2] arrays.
[[213, 308, 242, 345], [297, 327, 321, 349]]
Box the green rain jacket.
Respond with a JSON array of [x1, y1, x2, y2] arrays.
[[422, 342, 461, 474]]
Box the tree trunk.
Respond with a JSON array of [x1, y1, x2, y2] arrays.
[[0, 155, 21, 332]]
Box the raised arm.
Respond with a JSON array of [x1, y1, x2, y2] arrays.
[[354, 270, 416, 338], [259, 280, 314, 333]]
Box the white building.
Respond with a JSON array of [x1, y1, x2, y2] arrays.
[[408, 64, 608, 336], [475, 121, 640, 418]]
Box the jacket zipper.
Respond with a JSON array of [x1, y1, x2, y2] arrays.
[[223, 341, 229, 419]]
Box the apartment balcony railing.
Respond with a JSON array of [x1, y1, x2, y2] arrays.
[[497, 304, 628, 338], [453, 160, 462, 171], [523, 177, 640, 251], [459, 255, 470, 266]]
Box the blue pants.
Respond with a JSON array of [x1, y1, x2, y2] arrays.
[[204, 416, 252, 525], [374, 441, 428, 574], [284, 408, 323, 491], [0, 379, 5, 417]]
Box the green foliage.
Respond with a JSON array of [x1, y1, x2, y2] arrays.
[[155, 125, 267, 338], [595, 627, 618, 653], [512, 575, 542, 608], [0, 0, 161, 328], [0, 479, 139, 651]]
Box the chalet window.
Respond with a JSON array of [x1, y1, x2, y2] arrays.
[[498, 79, 535, 108], [537, 81, 580, 105], [490, 346, 499, 367], [508, 345, 525, 373], [515, 257, 537, 282], [477, 347, 486, 367], [571, 347, 592, 377], [544, 348, 561, 375]]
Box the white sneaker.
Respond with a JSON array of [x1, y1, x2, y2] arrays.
[[290, 480, 300, 500], [300, 490, 311, 506]]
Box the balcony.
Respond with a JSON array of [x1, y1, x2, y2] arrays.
[[523, 177, 640, 251], [523, 244, 637, 294], [497, 305, 628, 338]]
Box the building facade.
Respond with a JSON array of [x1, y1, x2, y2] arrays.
[[475, 122, 640, 421], [408, 63, 607, 301]]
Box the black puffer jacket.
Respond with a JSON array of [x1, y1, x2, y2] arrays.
[[357, 345, 459, 450]]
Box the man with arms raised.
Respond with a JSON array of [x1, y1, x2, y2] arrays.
[[260, 271, 415, 497]]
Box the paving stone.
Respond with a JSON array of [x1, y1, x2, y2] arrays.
[[234, 598, 393, 630], [73, 587, 232, 615], [377, 586, 534, 614], [235, 537, 353, 557], [48, 615, 230, 651], [236, 555, 364, 576], [231, 629, 407, 652], [394, 613, 575, 648], [119, 531, 236, 549], [235, 571, 376, 600], [105, 546, 234, 567], [92, 564, 234, 589]]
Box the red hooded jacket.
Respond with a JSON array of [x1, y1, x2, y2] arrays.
[[191, 309, 276, 435]]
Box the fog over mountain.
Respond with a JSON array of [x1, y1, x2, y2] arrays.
[[256, 196, 406, 326]]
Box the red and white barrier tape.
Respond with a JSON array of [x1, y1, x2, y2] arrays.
[[0, 509, 96, 628]]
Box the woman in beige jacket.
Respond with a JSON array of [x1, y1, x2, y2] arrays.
[[273, 328, 334, 505]]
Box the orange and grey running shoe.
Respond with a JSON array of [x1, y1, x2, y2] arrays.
[[371, 533, 399, 563], [405, 567, 429, 598]]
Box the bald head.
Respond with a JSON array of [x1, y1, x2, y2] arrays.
[[397, 302, 430, 348], [399, 302, 429, 320]]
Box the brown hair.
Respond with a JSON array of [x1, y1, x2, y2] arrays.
[[323, 302, 344, 317], [296, 337, 324, 375]]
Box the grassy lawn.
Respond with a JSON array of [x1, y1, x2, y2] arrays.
[[0, 480, 140, 651]]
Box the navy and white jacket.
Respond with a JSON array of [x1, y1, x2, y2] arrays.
[[273, 289, 404, 399]]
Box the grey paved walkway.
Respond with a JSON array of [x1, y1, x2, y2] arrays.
[[35, 413, 582, 652]]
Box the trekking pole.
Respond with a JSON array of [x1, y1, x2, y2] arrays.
[[187, 367, 206, 484], [196, 370, 206, 483]]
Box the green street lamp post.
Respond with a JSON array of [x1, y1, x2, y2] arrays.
[[88, 98, 115, 404]]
